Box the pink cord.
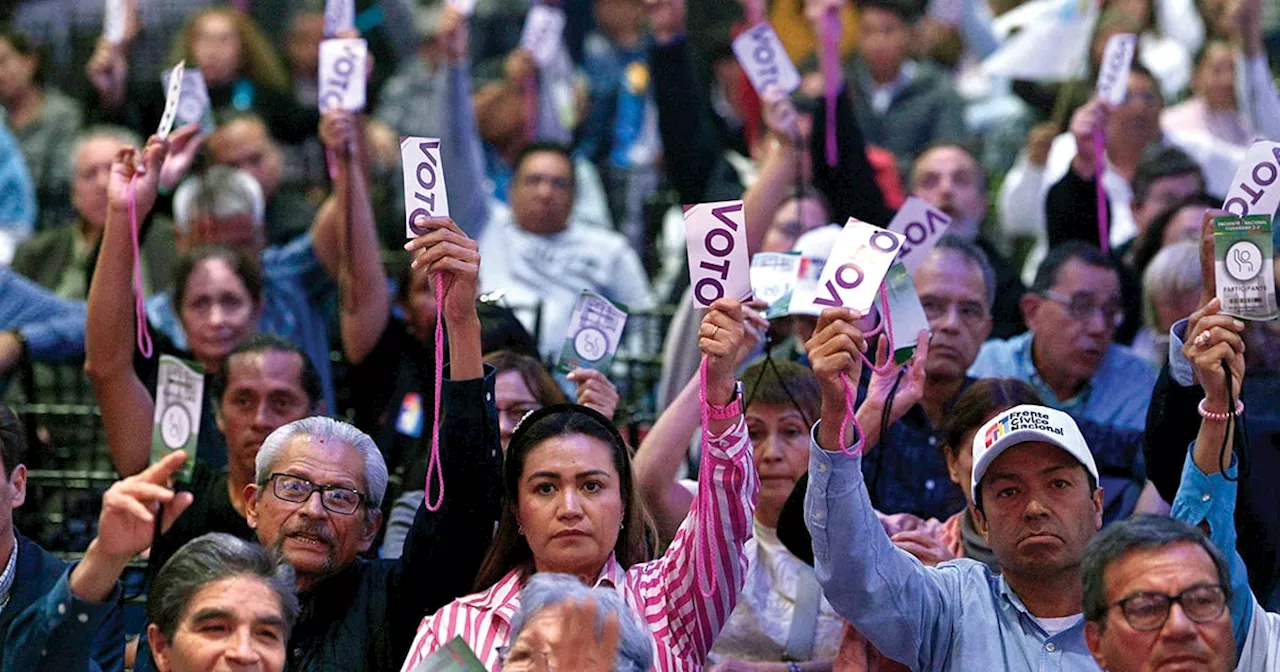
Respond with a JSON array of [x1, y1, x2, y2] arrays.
[[821, 8, 840, 167], [1093, 129, 1109, 255], [836, 372, 861, 456], [836, 285, 895, 453], [695, 358, 723, 598], [424, 272, 446, 512], [325, 147, 339, 183], [128, 176, 153, 359]]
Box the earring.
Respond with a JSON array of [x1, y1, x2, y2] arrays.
[[619, 522, 625, 530], [517, 523, 525, 535]]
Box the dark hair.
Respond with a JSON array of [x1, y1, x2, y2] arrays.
[[933, 236, 997, 310], [941, 379, 1042, 462], [513, 141, 577, 193], [1132, 146, 1204, 207], [173, 245, 264, 313], [742, 359, 821, 427], [483, 351, 569, 407], [1028, 241, 1120, 295], [0, 404, 26, 478], [1131, 193, 1218, 274], [473, 405, 654, 591], [210, 334, 323, 411], [857, 0, 917, 22], [1081, 515, 1232, 632], [148, 533, 299, 640], [0, 29, 46, 88]]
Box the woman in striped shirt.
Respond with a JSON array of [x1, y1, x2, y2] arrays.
[[400, 298, 760, 671]]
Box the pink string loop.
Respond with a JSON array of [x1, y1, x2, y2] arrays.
[[128, 176, 153, 359], [1093, 129, 1110, 255], [424, 271, 446, 512], [836, 372, 862, 456], [694, 358, 723, 599], [836, 284, 895, 452], [821, 8, 840, 167]]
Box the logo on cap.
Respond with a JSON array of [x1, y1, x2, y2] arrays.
[[984, 417, 1010, 448]]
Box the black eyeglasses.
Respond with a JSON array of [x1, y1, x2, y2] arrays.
[[1041, 290, 1124, 329], [268, 473, 366, 515], [1109, 584, 1228, 632]]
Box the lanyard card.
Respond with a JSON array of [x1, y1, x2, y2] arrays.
[[731, 22, 802, 96], [150, 355, 204, 483], [684, 201, 753, 308], [411, 636, 487, 672], [103, 0, 128, 44], [324, 0, 355, 37], [156, 61, 186, 139], [520, 5, 567, 68], [883, 263, 930, 363], [1214, 214, 1278, 321], [751, 252, 803, 319], [787, 257, 829, 316], [318, 38, 368, 112], [886, 196, 951, 274], [1095, 33, 1137, 106], [557, 291, 629, 374], [793, 218, 903, 315], [401, 137, 450, 238], [162, 67, 214, 134], [1222, 141, 1280, 221]]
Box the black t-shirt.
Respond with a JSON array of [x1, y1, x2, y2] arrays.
[[133, 327, 229, 471], [145, 461, 255, 583]]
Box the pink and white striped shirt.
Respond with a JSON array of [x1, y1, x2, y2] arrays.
[[399, 417, 758, 671]]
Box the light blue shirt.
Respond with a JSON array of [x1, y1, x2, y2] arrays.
[[146, 234, 337, 413], [804, 423, 1101, 671], [969, 332, 1158, 432]]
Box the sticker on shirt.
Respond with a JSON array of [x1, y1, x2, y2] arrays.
[[750, 251, 803, 318], [1221, 141, 1280, 223], [684, 200, 752, 308], [156, 61, 187, 139], [411, 635, 487, 671], [162, 66, 215, 134], [791, 218, 903, 315], [324, 0, 355, 36], [732, 21, 802, 96], [1213, 214, 1277, 321], [886, 196, 950, 274], [557, 291, 629, 374], [883, 263, 930, 363], [520, 5, 567, 68], [396, 392, 425, 439], [1094, 33, 1136, 106], [401, 136, 450, 238], [318, 38, 368, 112], [150, 355, 204, 483]]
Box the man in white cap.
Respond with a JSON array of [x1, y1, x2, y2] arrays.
[[803, 306, 1107, 670]]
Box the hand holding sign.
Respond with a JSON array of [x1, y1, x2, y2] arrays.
[[404, 217, 480, 323], [684, 201, 753, 307], [1069, 98, 1109, 177], [732, 22, 802, 96], [796, 219, 903, 315], [761, 85, 802, 145], [698, 298, 746, 399], [567, 368, 620, 420], [401, 137, 451, 238]]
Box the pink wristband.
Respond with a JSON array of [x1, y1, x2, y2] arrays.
[[1197, 398, 1243, 422]]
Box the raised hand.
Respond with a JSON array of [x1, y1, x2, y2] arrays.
[[1183, 298, 1246, 408], [404, 217, 481, 324], [643, 0, 687, 45], [805, 308, 868, 451], [107, 135, 169, 218], [761, 85, 802, 145], [319, 109, 359, 154], [568, 368, 620, 420], [438, 6, 470, 63], [552, 598, 622, 672], [862, 329, 930, 430], [504, 49, 537, 85], [159, 123, 205, 193], [1068, 97, 1109, 178], [86, 39, 127, 107], [698, 298, 747, 404]]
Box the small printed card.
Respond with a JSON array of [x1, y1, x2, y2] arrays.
[[1214, 214, 1277, 321], [731, 22, 802, 96], [557, 291, 629, 374], [401, 137, 450, 238], [750, 252, 804, 319], [156, 61, 187, 139], [150, 355, 205, 483], [883, 263, 931, 363], [520, 5, 567, 67], [162, 67, 214, 134], [318, 38, 368, 112], [324, 0, 355, 36]]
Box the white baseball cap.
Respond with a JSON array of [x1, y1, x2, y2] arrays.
[[970, 404, 1098, 502]]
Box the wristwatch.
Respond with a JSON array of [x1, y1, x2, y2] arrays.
[[705, 381, 744, 421]]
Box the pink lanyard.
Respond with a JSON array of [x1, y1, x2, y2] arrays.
[[424, 273, 447, 511], [836, 284, 895, 455], [821, 8, 841, 167]]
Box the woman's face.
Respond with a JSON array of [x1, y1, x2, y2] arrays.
[[945, 428, 977, 507], [179, 258, 258, 368], [1195, 43, 1237, 111], [747, 402, 811, 527], [496, 370, 543, 450], [191, 13, 243, 86], [516, 433, 624, 580], [0, 38, 36, 102]]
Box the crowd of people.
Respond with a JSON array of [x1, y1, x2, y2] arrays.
[[0, 0, 1278, 669]]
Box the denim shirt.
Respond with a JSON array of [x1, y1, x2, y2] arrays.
[[804, 422, 1101, 671], [969, 332, 1157, 432]]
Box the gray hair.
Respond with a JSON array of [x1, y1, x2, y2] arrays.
[[255, 416, 388, 509], [509, 573, 653, 672], [929, 235, 997, 310], [1081, 515, 1232, 631], [71, 125, 144, 164], [173, 166, 266, 233], [1141, 241, 1201, 329], [147, 533, 299, 640]]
